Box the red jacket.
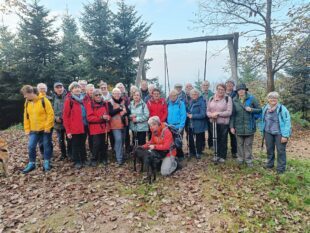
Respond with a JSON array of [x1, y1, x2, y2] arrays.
[[86, 100, 110, 135], [63, 96, 87, 135], [147, 98, 168, 122], [143, 123, 176, 156]]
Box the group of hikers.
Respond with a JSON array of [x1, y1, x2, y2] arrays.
[[20, 78, 291, 176]]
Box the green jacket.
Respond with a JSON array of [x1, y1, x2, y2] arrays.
[[230, 93, 261, 136], [202, 90, 214, 102], [53, 91, 67, 130]]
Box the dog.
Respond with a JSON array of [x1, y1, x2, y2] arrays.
[[0, 138, 9, 177], [133, 147, 162, 184]]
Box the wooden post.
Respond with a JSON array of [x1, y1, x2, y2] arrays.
[[228, 39, 238, 85], [136, 45, 147, 86], [233, 32, 239, 85]]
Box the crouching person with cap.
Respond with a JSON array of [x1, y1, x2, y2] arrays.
[[21, 85, 54, 173], [143, 116, 179, 176]]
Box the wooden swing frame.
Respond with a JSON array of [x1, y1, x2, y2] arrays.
[[135, 33, 239, 91]]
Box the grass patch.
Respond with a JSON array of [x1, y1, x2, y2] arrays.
[[201, 155, 309, 232]]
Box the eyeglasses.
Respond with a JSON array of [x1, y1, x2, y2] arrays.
[[94, 94, 102, 97], [101, 86, 107, 89]]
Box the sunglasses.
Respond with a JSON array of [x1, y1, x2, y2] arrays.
[[94, 94, 102, 97]]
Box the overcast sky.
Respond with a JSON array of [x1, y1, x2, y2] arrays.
[[3, 0, 237, 90]]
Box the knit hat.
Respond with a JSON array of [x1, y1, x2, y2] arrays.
[[236, 83, 248, 91]]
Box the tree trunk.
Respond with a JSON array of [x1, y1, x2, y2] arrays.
[[266, 0, 274, 92]]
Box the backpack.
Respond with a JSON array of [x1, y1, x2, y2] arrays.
[[209, 95, 229, 103], [245, 95, 261, 120], [25, 98, 46, 119], [161, 123, 183, 149]]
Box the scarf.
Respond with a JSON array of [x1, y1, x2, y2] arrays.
[[72, 94, 88, 126], [267, 104, 278, 113]]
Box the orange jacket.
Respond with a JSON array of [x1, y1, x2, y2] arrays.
[[143, 123, 176, 156]]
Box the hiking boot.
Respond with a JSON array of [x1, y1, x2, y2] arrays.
[[83, 160, 91, 166], [196, 154, 202, 160], [90, 161, 97, 167], [22, 162, 36, 174], [232, 153, 237, 159], [212, 157, 219, 162], [74, 162, 82, 169], [43, 160, 51, 172], [218, 158, 225, 163], [263, 164, 274, 169]]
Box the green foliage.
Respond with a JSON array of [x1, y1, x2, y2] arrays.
[[112, 0, 151, 88], [80, 0, 114, 84], [15, 0, 59, 87], [290, 111, 310, 128]]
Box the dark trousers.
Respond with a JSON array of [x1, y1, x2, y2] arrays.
[[92, 133, 108, 163], [56, 129, 72, 158], [188, 129, 205, 156], [71, 133, 87, 164], [132, 131, 147, 146], [86, 126, 93, 157], [206, 118, 213, 148], [210, 123, 229, 159], [265, 132, 287, 172], [228, 130, 237, 155]]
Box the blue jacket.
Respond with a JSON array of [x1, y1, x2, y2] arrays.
[[167, 99, 187, 130], [129, 100, 150, 132], [188, 96, 207, 133], [260, 104, 291, 138]]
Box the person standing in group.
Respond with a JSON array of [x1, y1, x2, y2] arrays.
[[84, 84, 95, 158], [20, 85, 54, 173], [225, 79, 237, 158], [53, 82, 71, 161], [129, 91, 149, 146], [115, 82, 131, 154], [147, 88, 168, 122], [129, 85, 139, 101], [144, 84, 155, 103], [63, 82, 88, 169], [201, 80, 214, 150], [207, 83, 233, 163], [174, 83, 186, 103], [184, 83, 193, 108], [230, 84, 261, 167], [109, 88, 129, 166], [86, 89, 110, 167], [99, 81, 111, 101], [140, 80, 149, 102], [261, 92, 291, 174], [167, 89, 187, 160], [187, 89, 207, 159], [78, 80, 88, 97]]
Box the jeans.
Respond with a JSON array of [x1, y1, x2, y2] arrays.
[[38, 128, 53, 157], [265, 132, 287, 172], [92, 133, 108, 163], [112, 129, 125, 164], [71, 133, 87, 164], [56, 129, 72, 158], [28, 131, 53, 162], [236, 135, 254, 164]]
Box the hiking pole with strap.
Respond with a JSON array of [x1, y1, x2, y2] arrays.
[[189, 118, 198, 158], [212, 119, 218, 163]]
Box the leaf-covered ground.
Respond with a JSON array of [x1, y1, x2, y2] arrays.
[[0, 127, 309, 233]]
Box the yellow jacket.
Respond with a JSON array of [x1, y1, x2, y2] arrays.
[[23, 96, 54, 133]]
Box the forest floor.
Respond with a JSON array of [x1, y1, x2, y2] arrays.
[[0, 126, 309, 233]]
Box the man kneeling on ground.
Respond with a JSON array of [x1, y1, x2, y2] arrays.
[[143, 116, 179, 176]]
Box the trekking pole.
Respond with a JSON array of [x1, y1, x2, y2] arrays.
[[260, 131, 265, 152], [190, 118, 198, 158], [187, 124, 190, 157], [212, 120, 218, 163]]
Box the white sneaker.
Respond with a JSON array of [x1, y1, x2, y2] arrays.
[[218, 158, 225, 163]]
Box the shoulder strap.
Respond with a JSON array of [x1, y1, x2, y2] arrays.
[[25, 100, 29, 119], [41, 97, 46, 110], [225, 95, 229, 103]]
